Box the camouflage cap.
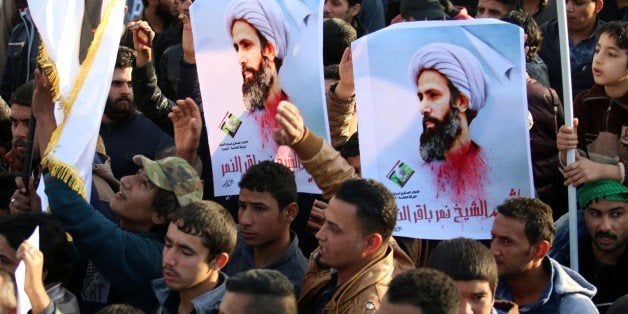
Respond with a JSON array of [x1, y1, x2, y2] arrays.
[[133, 155, 203, 207]]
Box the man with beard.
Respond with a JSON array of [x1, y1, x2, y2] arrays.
[[553, 180, 628, 311], [137, 0, 178, 34], [408, 43, 488, 197], [224, 0, 289, 114], [5, 80, 34, 175], [100, 46, 173, 179]]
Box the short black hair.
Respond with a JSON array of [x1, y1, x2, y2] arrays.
[[386, 268, 460, 314], [427, 237, 498, 293], [0, 213, 72, 285], [115, 46, 136, 69], [169, 201, 237, 262], [598, 21, 628, 51], [323, 18, 357, 66], [11, 80, 34, 107], [239, 160, 297, 210], [347, 0, 363, 6], [225, 269, 297, 314], [95, 304, 143, 314], [496, 197, 555, 245], [501, 10, 543, 62], [483, 0, 521, 13], [334, 178, 397, 241]]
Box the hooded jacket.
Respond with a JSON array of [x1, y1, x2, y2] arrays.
[[496, 257, 598, 313]]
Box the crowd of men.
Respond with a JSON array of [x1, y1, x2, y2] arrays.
[[0, 0, 626, 313]]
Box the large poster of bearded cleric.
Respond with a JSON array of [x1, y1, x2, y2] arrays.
[[355, 20, 533, 239], [190, 0, 326, 196]]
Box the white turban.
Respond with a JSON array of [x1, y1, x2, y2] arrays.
[[408, 43, 488, 113], [224, 0, 288, 60]]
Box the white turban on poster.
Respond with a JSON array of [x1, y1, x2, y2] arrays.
[[224, 0, 289, 60], [408, 42, 488, 113]]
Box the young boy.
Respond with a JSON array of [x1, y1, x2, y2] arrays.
[[557, 21, 627, 187]]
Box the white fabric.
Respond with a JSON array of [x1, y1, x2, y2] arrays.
[[408, 42, 488, 112], [28, 0, 125, 202], [224, 0, 288, 60]]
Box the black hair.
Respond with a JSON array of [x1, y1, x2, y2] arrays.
[[95, 304, 144, 314], [225, 269, 297, 314], [11, 80, 35, 107], [501, 10, 543, 62], [496, 197, 555, 245], [386, 268, 460, 314], [239, 160, 297, 210], [0, 213, 72, 285], [169, 201, 237, 262], [340, 132, 359, 159], [334, 178, 397, 241], [115, 46, 136, 69], [598, 21, 628, 51], [427, 237, 498, 293], [323, 18, 357, 66]]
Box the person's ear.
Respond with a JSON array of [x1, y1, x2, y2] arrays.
[[361, 233, 383, 257], [283, 202, 298, 223], [210, 252, 230, 270], [533, 241, 550, 260], [454, 94, 470, 113], [349, 3, 361, 18], [594, 0, 604, 14], [151, 212, 166, 225], [262, 42, 277, 62]]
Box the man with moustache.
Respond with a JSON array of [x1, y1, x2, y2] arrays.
[[224, 0, 289, 113], [5, 80, 33, 174], [553, 180, 628, 310], [152, 200, 237, 313], [99, 46, 173, 179]]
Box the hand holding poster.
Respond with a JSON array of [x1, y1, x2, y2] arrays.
[[190, 0, 327, 196], [354, 20, 533, 239]]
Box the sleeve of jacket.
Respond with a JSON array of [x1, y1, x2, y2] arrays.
[[292, 128, 357, 200], [132, 60, 175, 135], [326, 82, 357, 149], [44, 176, 163, 296], [177, 60, 202, 107]]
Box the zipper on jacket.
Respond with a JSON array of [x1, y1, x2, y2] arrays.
[[605, 100, 612, 132]]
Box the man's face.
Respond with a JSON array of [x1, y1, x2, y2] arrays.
[[455, 280, 494, 314], [110, 169, 158, 227], [315, 197, 368, 272], [476, 0, 509, 19], [592, 33, 628, 87], [323, 0, 360, 24], [566, 0, 601, 34], [219, 291, 250, 314], [490, 214, 536, 277], [231, 20, 275, 111], [163, 222, 212, 291], [378, 296, 422, 314], [9, 104, 31, 161], [584, 200, 628, 254], [0, 235, 17, 274], [238, 188, 289, 249], [155, 0, 178, 19], [105, 67, 135, 122], [417, 69, 462, 162]]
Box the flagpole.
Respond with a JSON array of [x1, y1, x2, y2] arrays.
[[555, 0, 579, 272]]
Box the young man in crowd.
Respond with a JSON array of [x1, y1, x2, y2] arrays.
[[491, 197, 597, 313], [152, 200, 237, 313], [224, 161, 308, 295], [219, 269, 297, 314]]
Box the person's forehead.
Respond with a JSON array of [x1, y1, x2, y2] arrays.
[[587, 200, 628, 212], [232, 19, 259, 37], [418, 69, 449, 86], [327, 197, 359, 228], [112, 67, 132, 80], [455, 279, 493, 294], [492, 214, 525, 236], [238, 188, 280, 209], [478, 0, 508, 9], [9, 103, 31, 118], [166, 222, 206, 249]]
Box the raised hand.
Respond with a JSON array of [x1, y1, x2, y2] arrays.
[[273, 101, 305, 146]]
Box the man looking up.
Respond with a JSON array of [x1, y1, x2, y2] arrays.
[[298, 178, 398, 313], [491, 197, 597, 313], [224, 160, 308, 295], [152, 200, 237, 313], [219, 269, 297, 314], [224, 0, 289, 113]]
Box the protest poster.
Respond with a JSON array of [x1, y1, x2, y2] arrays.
[[190, 0, 327, 196], [354, 20, 533, 239]]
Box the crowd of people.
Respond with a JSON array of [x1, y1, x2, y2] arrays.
[[0, 0, 626, 313]]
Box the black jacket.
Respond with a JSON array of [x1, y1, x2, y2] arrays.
[[0, 9, 38, 101]]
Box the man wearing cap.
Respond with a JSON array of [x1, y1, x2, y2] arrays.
[[224, 0, 289, 113], [553, 180, 628, 311], [42, 154, 203, 312]]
